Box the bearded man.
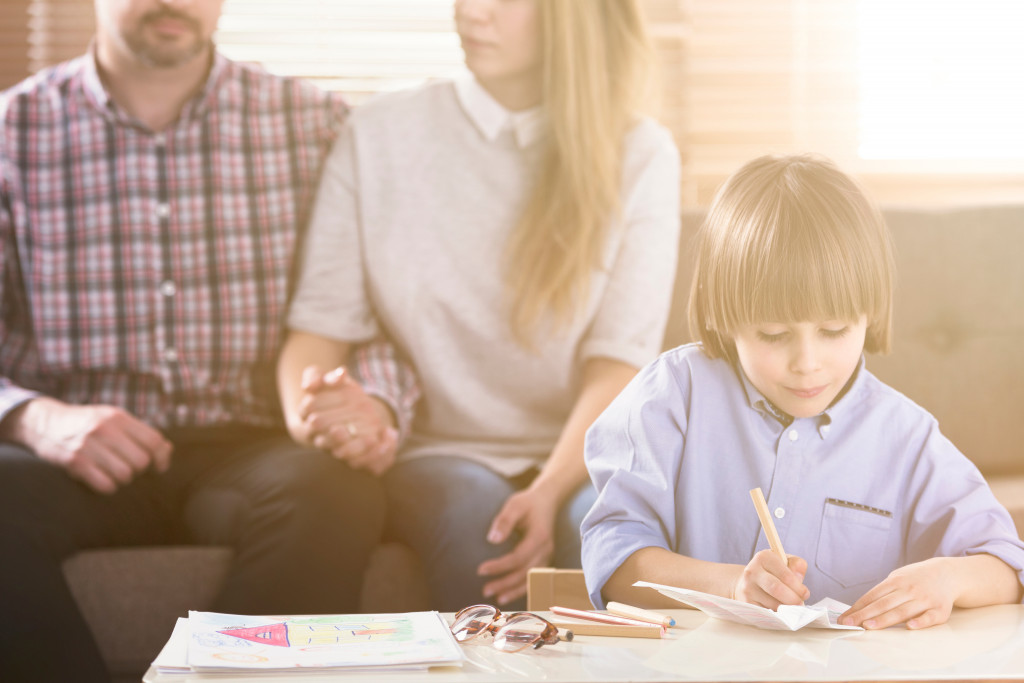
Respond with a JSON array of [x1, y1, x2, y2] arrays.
[[0, 2, 418, 681]]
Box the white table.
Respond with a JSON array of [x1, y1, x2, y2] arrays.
[[143, 604, 1024, 682]]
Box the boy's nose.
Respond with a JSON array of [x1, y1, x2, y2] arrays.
[[790, 340, 821, 374]]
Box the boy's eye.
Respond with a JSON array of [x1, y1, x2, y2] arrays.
[[756, 331, 787, 344], [821, 326, 850, 339]]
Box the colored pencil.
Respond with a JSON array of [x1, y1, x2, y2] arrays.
[[750, 486, 787, 560], [606, 601, 677, 628]]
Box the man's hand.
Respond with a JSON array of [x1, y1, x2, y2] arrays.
[[839, 557, 956, 629], [733, 549, 810, 609], [1, 397, 172, 494], [296, 365, 399, 476], [476, 488, 558, 605]]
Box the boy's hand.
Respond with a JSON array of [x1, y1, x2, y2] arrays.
[[733, 549, 810, 609], [839, 557, 955, 629]]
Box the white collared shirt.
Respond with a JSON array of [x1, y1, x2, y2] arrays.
[[581, 343, 1024, 608], [453, 73, 545, 149]]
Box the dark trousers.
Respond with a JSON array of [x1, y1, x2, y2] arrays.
[[0, 425, 385, 683]]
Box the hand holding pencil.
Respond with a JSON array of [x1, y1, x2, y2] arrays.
[[733, 487, 810, 610]]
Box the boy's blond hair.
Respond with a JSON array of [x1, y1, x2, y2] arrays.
[[688, 154, 895, 361]]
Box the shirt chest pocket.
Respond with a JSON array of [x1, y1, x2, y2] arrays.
[[815, 499, 897, 589]]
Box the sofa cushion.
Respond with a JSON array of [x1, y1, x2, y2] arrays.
[[869, 205, 1024, 478], [63, 547, 232, 678]]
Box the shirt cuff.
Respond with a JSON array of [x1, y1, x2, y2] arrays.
[[286, 309, 379, 346], [967, 545, 1024, 603], [579, 338, 660, 371], [581, 522, 670, 610], [0, 384, 42, 428], [349, 340, 420, 445]]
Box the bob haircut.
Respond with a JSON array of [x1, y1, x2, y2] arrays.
[[688, 154, 895, 361]]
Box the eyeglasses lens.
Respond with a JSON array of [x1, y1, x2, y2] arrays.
[[493, 614, 549, 652], [451, 605, 498, 643]]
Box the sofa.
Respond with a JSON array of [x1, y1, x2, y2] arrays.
[[62, 203, 1024, 681]]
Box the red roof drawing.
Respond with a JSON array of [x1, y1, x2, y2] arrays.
[[219, 622, 289, 647]]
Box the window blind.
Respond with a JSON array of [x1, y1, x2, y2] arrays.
[[25, 0, 94, 73], [686, 0, 860, 202], [0, 1, 33, 89], [216, 1, 464, 103], [6, 0, 1020, 205], [859, 0, 1024, 161]]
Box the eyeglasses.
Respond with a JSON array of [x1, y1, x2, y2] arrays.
[[450, 604, 572, 652]]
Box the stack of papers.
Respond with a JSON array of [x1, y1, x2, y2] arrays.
[[153, 610, 464, 674], [633, 581, 863, 631]]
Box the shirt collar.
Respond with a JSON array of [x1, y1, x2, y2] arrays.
[[80, 43, 226, 129], [80, 44, 111, 113], [454, 73, 544, 149], [736, 356, 867, 436]]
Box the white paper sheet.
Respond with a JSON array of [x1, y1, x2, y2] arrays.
[[149, 611, 464, 673], [634, 581, 864, 631]]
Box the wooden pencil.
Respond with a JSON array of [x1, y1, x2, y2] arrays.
[[750, 486, 787, 560], [549, 620, 664, 639], [606, 601, 677, 628]]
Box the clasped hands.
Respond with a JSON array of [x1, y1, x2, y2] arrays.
[[294, 365, 398, 476], [734, 549, 955, 630]]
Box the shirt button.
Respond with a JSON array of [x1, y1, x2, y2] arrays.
[[774, 507, 785, 519], [156, 203, 170, 219], [154, 134, 167, 147], [821, 424, 831, 435], [162, 347, 178, 363], [788, 429, 799, 442], [159, 280, 177, 297]]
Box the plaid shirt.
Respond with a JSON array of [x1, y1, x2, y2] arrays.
[[0, 51, 419, 436]]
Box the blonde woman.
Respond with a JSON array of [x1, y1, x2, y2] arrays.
[[278, 0, 681, 610]]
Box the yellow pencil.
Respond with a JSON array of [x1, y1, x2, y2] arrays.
[[749, 487, 787, 561]]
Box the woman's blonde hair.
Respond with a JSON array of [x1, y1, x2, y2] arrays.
[[688, 154, 895, 361], [506, 0, 654, 345]]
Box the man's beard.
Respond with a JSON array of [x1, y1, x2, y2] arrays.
[[122, 9, 206, 68]]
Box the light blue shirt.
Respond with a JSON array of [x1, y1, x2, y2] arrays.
[[581, 343, 1024, 609]]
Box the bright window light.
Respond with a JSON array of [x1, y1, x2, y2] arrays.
[[858, 0, 1024, 159], [215, 0, 462, 102]]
